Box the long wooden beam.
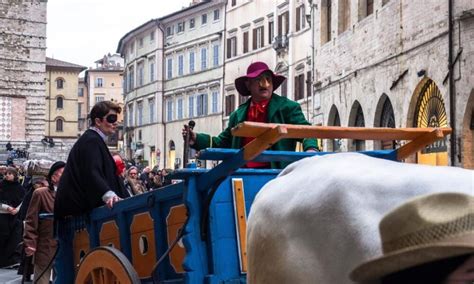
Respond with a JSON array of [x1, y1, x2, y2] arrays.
[[232, 122, 451, 141], [242, 125, 288, 161]]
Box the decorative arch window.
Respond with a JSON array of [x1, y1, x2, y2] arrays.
[[56, 118, 64, 132], [56, 78, 65, 89], [56, 96, 64, 109]]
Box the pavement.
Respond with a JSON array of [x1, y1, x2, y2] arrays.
[[0, 266, 30, 284]]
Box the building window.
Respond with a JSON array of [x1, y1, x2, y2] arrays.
[[213, 44, 219, 67], [78, 103, 82, 118], [213, 9, 220, 21], [189, 51, 195, 73], [196, 93, 208, 117], [149, 98, 155, 123], [231, 0, 236, 6], [139, 37, 143, 48], [201, 48, 207, 70], [243, 31, 249, 54], [95, 78, 103, 88], [296, 5, 306, 32], [359, 0, 374, 20], [167, 58, 173, 79], [128, 104, 133, 126], [56, 96, 63, 109], [252, 26, 264, 50], [277, 11, 289, 36], [189, 96, 194, 118], [95, 95, 104, 103], [202, 14, 207, 25], [178, 55, 184, 76], [177, 98, 183, 120], [281, 79, 288, 97], [190, 18, 195, 29], [78, 88, 84, 97], [137, 101, 143, 126], [137, 62, 144, 87], [268, 20, 274, 44], [338, 0, 350, 34], [227, 36, 237, 59], [128, 66, 134, 90], [212, 91, 218, 113], [382, 0, 390, 5], [130, 42, 134, 56], [166, 26, 174, 37], [225, 95, 235, 116], [167, 100, 173, 122], [150, 31, 155, 41], [306, 71, 312, 97], [321, 0, 332, 44], [177, 21, 185, 33], [294, 74, 305, 101], [56, 78, 64, 89], [56, 118, 63, 132], [149, 59, 155, 82]]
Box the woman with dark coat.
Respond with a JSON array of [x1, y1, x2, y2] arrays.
[[0, 167, 25, 267]]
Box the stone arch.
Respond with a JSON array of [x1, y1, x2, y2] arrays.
[[408, 77, 448, 165], [461, 89, 474, 169], [327, 105, 342, 152], [348, 100, 365, 151], [373, 94, 396, 150]]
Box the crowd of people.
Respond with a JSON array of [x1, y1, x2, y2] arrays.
[[0, 154, 173, 282]]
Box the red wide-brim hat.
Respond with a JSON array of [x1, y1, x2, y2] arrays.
[[234, 61, 286, 96]]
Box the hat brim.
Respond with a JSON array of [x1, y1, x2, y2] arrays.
[[350, 234, 474, 282], [235, 70, 286, 96]]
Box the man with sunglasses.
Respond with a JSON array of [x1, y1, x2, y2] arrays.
[[55, 101, 129, 218]]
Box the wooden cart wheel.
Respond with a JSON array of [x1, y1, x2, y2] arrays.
[[75, 246, 140, 284]]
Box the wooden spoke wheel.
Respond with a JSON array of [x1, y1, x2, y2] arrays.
[[75, 246, 140, 284]]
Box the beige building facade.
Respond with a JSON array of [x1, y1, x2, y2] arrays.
[[45, 57, 86, 139]]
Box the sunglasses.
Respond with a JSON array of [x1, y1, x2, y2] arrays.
[[104, 114, 118, 124]]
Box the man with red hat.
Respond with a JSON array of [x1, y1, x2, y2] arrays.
[[183, 61, 317, 169]]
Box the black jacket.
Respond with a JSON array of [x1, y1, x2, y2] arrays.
[[54, 129, 127, 218], [0, 179, 25, 236]]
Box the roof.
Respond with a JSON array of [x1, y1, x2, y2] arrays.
[[46, 57, 87, 71], [159, 0, 211, 22]]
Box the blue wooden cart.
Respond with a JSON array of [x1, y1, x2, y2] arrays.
[[54, 122, 450, 284]]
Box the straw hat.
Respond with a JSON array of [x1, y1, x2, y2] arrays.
[[350, 192, 474, 282]]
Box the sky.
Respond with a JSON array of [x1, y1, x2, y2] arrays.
[[46, 0, 192, 69]]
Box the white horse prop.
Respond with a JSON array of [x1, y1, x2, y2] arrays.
[[247, 153, 473, 283]]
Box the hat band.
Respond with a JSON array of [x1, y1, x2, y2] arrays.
[[382, 214, 474, 253]]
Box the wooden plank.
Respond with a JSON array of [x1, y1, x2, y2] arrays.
[[242, 125, 288, 161], [232, 178, 248, 273], [232, 121, 451, 141], [397, 128, 444, 160]]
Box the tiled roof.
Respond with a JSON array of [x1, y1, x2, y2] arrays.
[[46, 57, 87, 70]]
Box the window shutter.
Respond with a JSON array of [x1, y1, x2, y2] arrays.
[[252, 29, 257, 50], [227, 38, 232, 58]]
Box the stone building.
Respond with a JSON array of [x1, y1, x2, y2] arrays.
[[0, 0, 48, 149], [161, 0, 226, 169], [118, 19, 164, 168], [84, 53, 125, 150], [45, 57, 86, 140], [311, 0, 473, 168]]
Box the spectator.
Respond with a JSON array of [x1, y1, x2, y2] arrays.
[[112, 153, 130, 198], [0, 167, 25, 267], [140, 167, 151, 189], [55, 101, 128, 218], [150, 170, 162, 189], [350, 192, 474, 284], [24, 161, 65, 284], [124, 167, 146, 196]]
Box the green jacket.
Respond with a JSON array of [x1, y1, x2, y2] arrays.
[[193, 94, 318, 169]]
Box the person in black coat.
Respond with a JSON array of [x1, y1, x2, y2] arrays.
[[0, 167, 25, 267], [54, 101, 128, 218]]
